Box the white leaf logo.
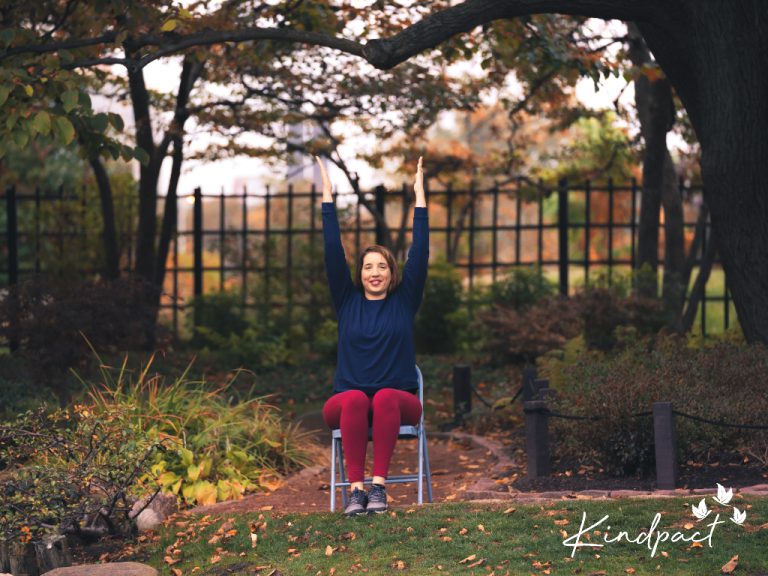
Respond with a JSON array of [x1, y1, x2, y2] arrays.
[[714, 483, 733, 505], [730, 507, 747, 525], [692, 498, 710, 520]]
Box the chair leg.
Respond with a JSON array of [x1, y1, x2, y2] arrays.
[[417, 427, 424, 505], [423, 429, 433, 503], [330, 437, 337, 512], [337, 438, 349, 508]]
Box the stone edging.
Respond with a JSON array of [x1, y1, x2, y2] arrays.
[[428, 430, 768, 502]]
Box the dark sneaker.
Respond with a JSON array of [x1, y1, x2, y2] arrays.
[[344, 487, 368, 516], [367, 483, 388, 514]]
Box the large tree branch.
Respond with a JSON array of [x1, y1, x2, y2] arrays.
[[5, 0, 664, 72], [363, 0, 663, 69]]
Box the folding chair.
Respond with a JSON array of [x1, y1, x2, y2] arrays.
[[330, 365, 433, 511]]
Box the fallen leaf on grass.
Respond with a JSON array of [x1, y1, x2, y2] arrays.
[[325, 545, 337, 556], [459, 554, 477, 564], [467, 558, 485, 568], [392, 560, 407, 570], [554, 519, 569, 526], [503, 507, 516, 514], [210, 553, 221, 564], [683, 522, 694, 530], [721, 554, 739, 574], [170, 569, 182, 576], [458, 528, 468, 535], [339, 531, 356, 540], [626, 568, 636, 574], [164, 556, 179, 566], [260, 505, 274, 511]]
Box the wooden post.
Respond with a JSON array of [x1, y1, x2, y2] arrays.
[[34, 534, 72, 573], [1, 539, 10, 573], [452, 365, 472, 423], [9, 540, 39, 576], [524, 400, 551, 478], [522, 366, 537, 401], [653, 402, 678, 489]]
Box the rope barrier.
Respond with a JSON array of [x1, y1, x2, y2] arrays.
[[470, 382, 495, 408], [522, 406, 652, 421], [522, 404, 767, 430], [672, 409, 768, 430]]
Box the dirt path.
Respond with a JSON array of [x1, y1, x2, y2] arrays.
[[189, 433, 510, 516]]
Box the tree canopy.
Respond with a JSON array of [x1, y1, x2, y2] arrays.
[[3, 0, 767, 344]]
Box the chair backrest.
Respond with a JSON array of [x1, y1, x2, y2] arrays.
[[415, 365, 425, 427]]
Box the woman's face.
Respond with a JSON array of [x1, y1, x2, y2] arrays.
[[361, 251, 391, 300]]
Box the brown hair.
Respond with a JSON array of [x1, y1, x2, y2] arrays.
[[355, 245, 400, 296]]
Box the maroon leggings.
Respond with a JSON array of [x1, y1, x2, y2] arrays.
[[323, 388, 423, 483]]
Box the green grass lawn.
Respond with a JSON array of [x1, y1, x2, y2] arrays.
[[140, 497, 768, 575]]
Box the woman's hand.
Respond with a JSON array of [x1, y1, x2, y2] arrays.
[[413, 156, 426, 207], [315, 156, 333, 203]]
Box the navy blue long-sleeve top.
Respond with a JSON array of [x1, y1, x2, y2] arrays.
[[322, 202, 429, 395]]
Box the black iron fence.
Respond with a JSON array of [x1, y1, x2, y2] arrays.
[[1, 178, 733, 345]]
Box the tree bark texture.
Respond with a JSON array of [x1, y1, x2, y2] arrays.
[[637, 1, 768, 342]]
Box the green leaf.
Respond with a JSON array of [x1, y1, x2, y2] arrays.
[[54, 116, 76, 145], [133, 146, 150, 165], [161, 19, 178, 32], [187, 463, 202, 481], [179, 447, 194, 468], [108, 112, 124, 131], [91, 112, 108, 133], [13, 128, 29, 148], [61, 89, 79, 113], [31, 111, 51, 135], [0, 85, 10, 108], [78, 91, 92, 111]]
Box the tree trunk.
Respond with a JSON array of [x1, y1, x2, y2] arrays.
[[88, 156, 120, 280], [660, 149, 685, 332], [627, 23, 675, 299], [638, 0, 768, 342]]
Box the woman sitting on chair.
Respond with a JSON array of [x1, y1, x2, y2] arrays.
[[317, 155, 428, 516]]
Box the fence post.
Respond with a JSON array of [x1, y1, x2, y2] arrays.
[[524, 400, 551, 478], [558, 177, 569, 296], [522, 365, 537, 401], [6, 185, 19, 352], [375, 185, 386, 246], [193, 187, 203, 327], [453, 364, 472, 423], [653, 402, 678, 489]]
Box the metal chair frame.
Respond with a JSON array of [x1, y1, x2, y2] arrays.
[[329, 365, 433, 511]]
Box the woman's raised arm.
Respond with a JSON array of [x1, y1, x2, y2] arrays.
[[317, 156, 353, 311]]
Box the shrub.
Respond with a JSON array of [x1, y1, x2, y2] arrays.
[[415, 261, 467, 354], [474, 280, 665, 364], [80, 353, 316, 506], [0, 276, 156, 389], [486, 267, 557, 310], [477, 296, 583, 363], [0, 404, 159, 543], [541, 337, 768, 475]]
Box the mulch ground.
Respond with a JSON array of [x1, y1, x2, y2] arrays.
[[189, 434, 498, 516]]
